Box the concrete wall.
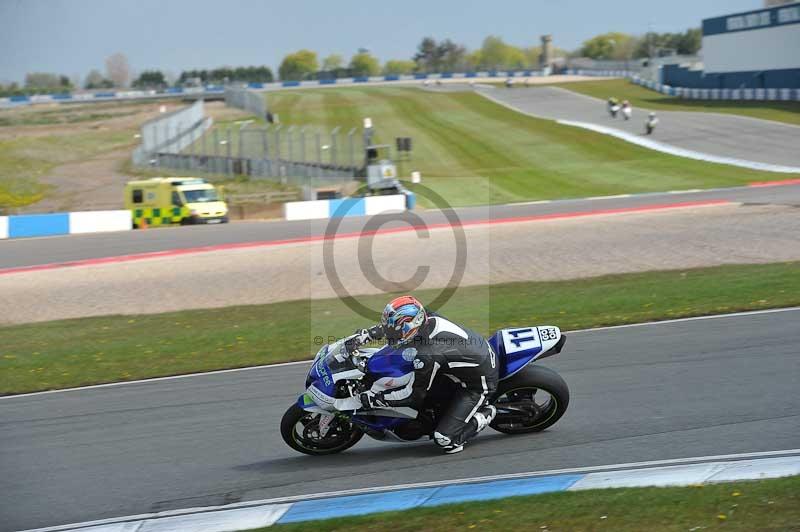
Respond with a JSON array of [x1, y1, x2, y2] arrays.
[[0, 210, 131, 240], [283, 194, 412, 221]]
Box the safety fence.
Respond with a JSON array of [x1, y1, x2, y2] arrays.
[[132, 100, 213, 166], [146, 122, 366, 183], [225, 87, 267, 117]]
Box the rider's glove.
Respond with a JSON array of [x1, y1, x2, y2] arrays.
[[359, 390, 388, 410], [353, 328, 372, 346]]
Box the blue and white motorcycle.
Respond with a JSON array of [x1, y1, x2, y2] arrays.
[[281, 326, 569, 455]]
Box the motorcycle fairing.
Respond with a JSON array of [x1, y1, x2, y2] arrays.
[[366, 345, 415, 378], [489, 326, 563, 380]]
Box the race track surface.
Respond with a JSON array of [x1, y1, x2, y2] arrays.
[[2, 183, 799, 270], [479, 86, 800, 168], [2, 309, 799, 531], [3, 200, 800, 325]]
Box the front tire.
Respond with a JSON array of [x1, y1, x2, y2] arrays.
[[490, 365, 569, 434], [280, 404, 363, 456]]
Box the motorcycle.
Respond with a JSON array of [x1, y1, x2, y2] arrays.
[[280, 325, 570, 455]]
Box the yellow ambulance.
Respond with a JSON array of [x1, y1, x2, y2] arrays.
[[124, 177, 229, 228]]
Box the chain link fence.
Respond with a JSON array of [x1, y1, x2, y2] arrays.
[[132, 91, 365, 185]]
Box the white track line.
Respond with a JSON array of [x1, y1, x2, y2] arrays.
[[2, 306, 797, 400]]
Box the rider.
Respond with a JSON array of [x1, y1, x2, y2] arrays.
[[351, 295, 498, 454]]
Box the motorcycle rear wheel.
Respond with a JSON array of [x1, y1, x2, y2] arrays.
[[280, 404, 364, 456], [490, 365, 569, 434]]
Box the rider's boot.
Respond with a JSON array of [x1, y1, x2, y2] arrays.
[[473, 405, 497, 433]]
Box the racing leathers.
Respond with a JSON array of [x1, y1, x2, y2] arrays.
[[356, 313, 499, 452]]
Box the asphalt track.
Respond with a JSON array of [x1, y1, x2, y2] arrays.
[[2, 309, 799, 531], [2, 183, 800, 271], [478, 86, 800, 168]]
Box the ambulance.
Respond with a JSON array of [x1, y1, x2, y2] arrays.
[[124, 177, 228, 228]]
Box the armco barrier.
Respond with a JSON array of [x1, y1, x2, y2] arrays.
[[0, 210, 131, 240], [283, 194, 411, 221]]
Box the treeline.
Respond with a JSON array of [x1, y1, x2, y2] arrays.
[[277, 36, 568, 82], [2, 29, 702, 96], [579, 29, 701, 60], [0, 72, 73, 97], [178, 66, 274, 85]]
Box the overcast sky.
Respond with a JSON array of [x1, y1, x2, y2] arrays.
[[0, 0, 758, 84]]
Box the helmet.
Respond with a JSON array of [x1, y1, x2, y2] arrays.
[[381, 295, 427, 345]]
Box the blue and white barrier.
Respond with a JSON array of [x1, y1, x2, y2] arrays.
[[23, 451, 800, 532], [0, 210, 131, 240], [0, 70, 551, 108], [283, 193, 412, 221], [628, 75, 800, 101]]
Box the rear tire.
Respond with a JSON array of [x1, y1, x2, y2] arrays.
[[280, 404, 363, 456], [490, 365, 569, 434]]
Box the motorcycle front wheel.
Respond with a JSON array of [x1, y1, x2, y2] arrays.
[[280, 404, 364, 456]]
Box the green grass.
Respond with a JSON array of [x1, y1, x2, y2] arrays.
[[551, 78, 800, 126], [1, 261, 798, 395], [259, 476, 800, 532], [262, 87, 796, 207], [0, 130, 137, 210]]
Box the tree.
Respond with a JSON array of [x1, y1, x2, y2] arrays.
[[322, 54, 344, 72], [465, 49, 482, 71], [105, 52, 130, 87], [132, 70, 167, 89], [414, 37, 443, 72], [523, 46, 542, 68], [676, 28, 701, 55], [278, 49, 319, 81], [24, 72, 63, 89], [349, 52, 380, 77], [480, 35, 531, 69], [383, 59, 416, 75], [84, 69, 113, 89], [437, 39, 467, 72], [580, 32, 634, 60], [633, 28, 701, 58]]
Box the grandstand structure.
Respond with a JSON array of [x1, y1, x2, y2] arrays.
[[663, 1, 800, 89]]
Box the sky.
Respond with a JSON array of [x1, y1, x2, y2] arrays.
[[0, 0, 760, 84]]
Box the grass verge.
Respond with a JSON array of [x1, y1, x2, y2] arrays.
[[551, 78, 800, 126], [264, 87, 795, 207], [258, 476, 800, 532], [0, 130, 137, 210], [1, 261, 798, 395]]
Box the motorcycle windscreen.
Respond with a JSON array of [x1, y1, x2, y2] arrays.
[[489, 326, 562, 379]]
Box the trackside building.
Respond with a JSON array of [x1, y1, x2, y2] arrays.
[[663, 2, 800, 88]]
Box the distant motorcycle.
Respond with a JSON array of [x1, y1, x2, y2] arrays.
[[621, 101, 632, 120], [646, 112, 659, 135], [281, 326, 570, 455]]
